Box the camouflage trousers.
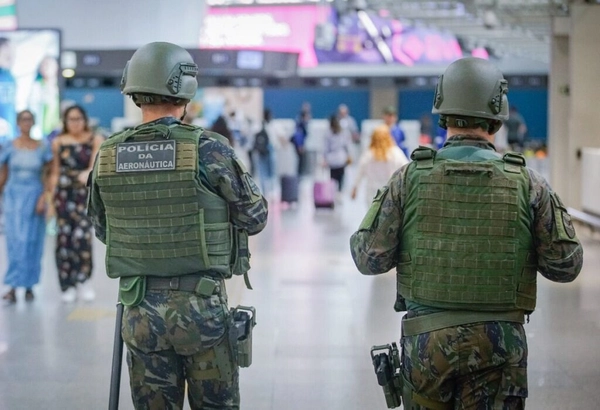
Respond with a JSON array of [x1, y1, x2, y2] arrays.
[[122, 289, 240, 410], [401, 321, 528, 410]]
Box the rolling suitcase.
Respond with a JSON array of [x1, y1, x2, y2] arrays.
[[313, 179, 336, 208], [280, 175, 299, 203]]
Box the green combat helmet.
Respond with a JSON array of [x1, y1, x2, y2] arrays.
[[121, 42, 198, 105], [432, 57, 509, 133]]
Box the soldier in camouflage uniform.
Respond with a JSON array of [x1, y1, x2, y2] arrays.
[[87, 42, 268, 410], [350, 57, 583, 409]]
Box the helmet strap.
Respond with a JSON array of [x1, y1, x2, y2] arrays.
[[440, 115, 501, 134], [180, 105, 188, 122]]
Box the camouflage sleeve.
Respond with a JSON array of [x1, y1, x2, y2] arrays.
[[86, 156, 107, 244], [528, 168, 583, 282], [198, 136, 268, 236], [349, 167, 405, 275]]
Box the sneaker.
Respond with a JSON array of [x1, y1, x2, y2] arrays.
[[61, 287, 77, 303], [79, 281, 96, 302]]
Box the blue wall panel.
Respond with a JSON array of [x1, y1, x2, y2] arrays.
[[399, 90, 436, 122], [264, 88, 370, 127], [64, 86, 547, 140], [505, 89, 547, 140], [63, 88, 125, 130]]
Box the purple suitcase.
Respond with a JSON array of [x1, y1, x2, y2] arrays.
[[313, 179, 336, 208]]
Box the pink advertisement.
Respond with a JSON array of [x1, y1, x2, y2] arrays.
[[199, 5, 464, 68], [200, 5, 328, 68]]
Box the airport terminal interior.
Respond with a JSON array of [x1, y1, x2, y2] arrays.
[[1, 174, 600, 410], [2, 0, 600, 409]]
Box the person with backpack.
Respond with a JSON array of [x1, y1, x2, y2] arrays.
[[253, 108, 274, 198]]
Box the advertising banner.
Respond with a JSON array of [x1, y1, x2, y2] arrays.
[[200, 5, 463, 68]]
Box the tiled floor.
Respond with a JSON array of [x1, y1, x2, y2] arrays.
[[1, 173, 599, 410]]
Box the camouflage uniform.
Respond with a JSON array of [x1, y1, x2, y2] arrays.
[[88, 118, 268, 410], [350, 136, 583, 409]]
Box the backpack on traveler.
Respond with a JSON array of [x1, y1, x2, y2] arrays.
[[253, 127, 270, 156]]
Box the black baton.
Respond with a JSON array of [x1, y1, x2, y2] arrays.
[[108, 302, 124, 410]]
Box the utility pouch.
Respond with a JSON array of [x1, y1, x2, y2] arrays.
[[371, 343, 403, 409], [393, 295, 407, 312], [195, 277, 218, 297], [232, 228, 253, 289], [231, 228, 251, 276], [119, 276, 146, 307], [230, 305, 256, 368]]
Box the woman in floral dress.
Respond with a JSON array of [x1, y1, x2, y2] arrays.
[[48, 105, 103, 302]]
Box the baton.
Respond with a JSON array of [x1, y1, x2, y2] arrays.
[[108, 302, 124, 410]]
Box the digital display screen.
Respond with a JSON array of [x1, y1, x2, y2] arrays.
[[0, 1, 16, 30], [200, 5, 463, 67], [0, 29, 62, 142], [236, 51, 264, 70]]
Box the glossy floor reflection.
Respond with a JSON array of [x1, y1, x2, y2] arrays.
[[0, 175, 599, 410]]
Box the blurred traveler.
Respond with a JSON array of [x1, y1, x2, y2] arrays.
[[505, 105, 528, 152], [350, 57, 583, 409], [210, 115, 233, 146], [337, 103, 359, 144], [87, 42, 268, 410], [382, 105, 408, 157], [350, 124, 408, 206], [291, 104, 310, 176], [323, 114, 352, 192], [253, 108, 275, 198], [0, 110, 53, 303], [48, 105, 103, 303]]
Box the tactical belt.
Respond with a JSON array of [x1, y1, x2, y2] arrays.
[[402, 310, 525, 337], [146, 274, 221, 295]]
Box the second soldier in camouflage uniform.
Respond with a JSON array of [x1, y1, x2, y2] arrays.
[[350, 57, 582, 409], [87, 42, 268, 409]]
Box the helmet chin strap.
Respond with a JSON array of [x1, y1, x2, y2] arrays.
[[180, 105, 188, 122]]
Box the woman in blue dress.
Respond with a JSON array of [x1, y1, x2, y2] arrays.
[[0, 110, 53, 303]]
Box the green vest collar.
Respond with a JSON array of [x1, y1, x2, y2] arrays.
[[442, 135, 496, 151]]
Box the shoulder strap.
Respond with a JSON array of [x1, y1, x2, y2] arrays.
[[410, 146, 436, 169], [502, 152, 526, 174], [106, 123, 172, 146]]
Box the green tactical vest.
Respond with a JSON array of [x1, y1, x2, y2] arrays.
[[397, 146, 537, 313], [95, 122, 234, 279]]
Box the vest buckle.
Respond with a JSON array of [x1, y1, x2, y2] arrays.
[[169, 277, 180, 290]]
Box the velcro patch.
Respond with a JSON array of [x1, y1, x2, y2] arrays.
[[116, 140, 176, 173]]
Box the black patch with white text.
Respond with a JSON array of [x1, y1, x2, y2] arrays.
[[115, 140, 176, 173]]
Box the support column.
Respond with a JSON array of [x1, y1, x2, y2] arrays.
[[566, 4, 600, 209], [548, 17, 569, 197], [549, 4, 600, 209]]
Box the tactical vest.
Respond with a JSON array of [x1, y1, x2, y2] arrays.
[[95, 122, 234, 279], [397, 146, 537, 312]]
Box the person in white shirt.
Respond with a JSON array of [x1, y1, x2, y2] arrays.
[[351, 124, 409, 206], [324, 114, 353, 191]]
